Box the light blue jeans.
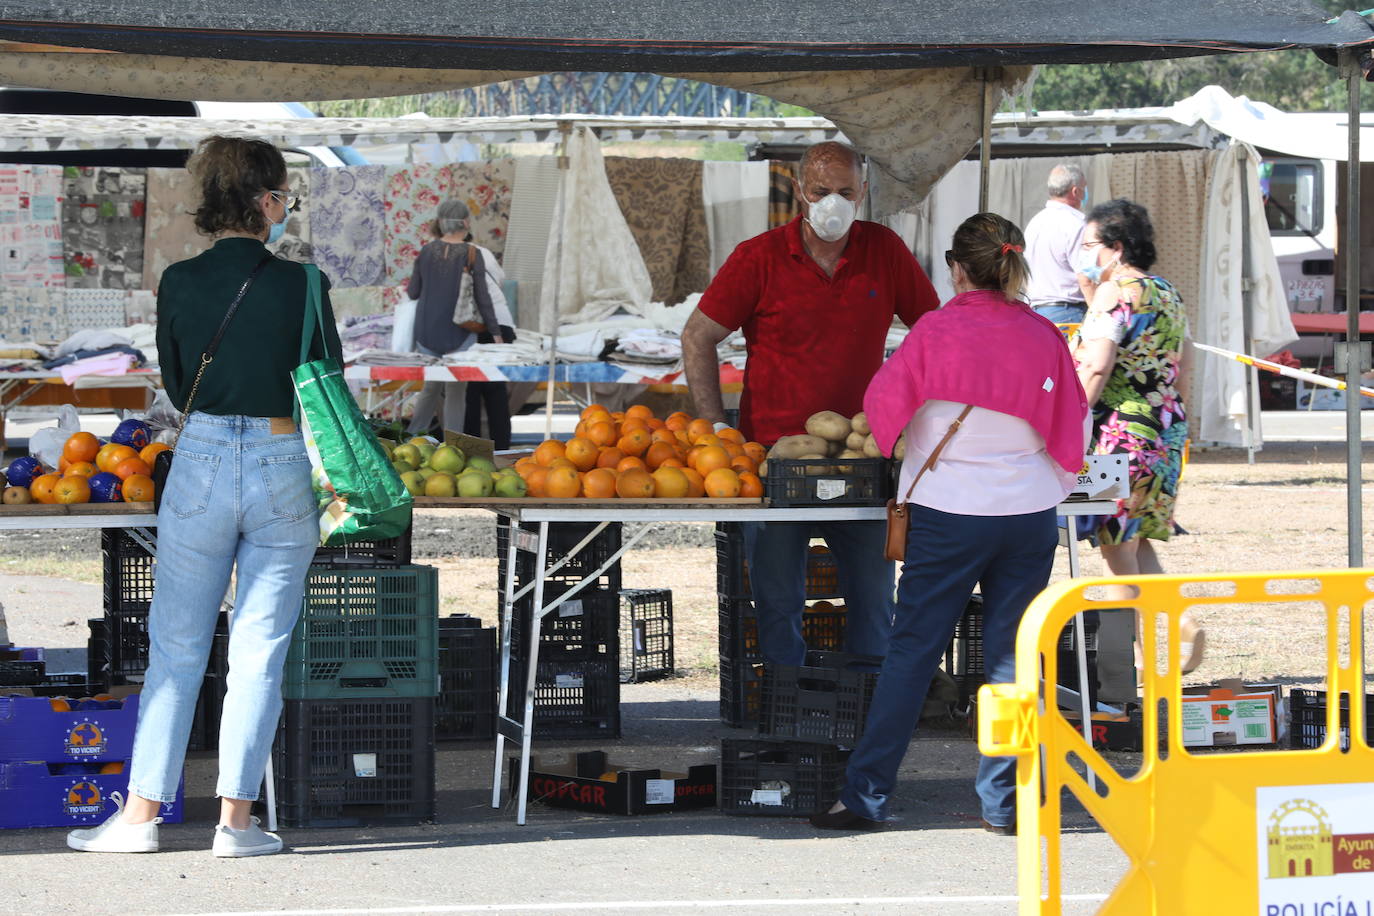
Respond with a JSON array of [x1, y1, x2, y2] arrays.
[[127, 413, 318, 803]]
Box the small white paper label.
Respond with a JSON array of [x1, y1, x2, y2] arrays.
[[559, 599, 584, 618], [555, 672, 584, 689], [751, 789, 784, 806], [514, 529, 540, 553], [815, 479, 847, 501], [353, 753, 377, 778], [645, 779, 676, 805], [633, 621, 647, 654], [1043, 376, 1054, 392]]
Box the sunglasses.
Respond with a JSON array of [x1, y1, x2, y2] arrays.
[[267, 189, 301, 213], [944, 249, 956, 267]]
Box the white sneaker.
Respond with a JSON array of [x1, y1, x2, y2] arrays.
[[67, 791, 161, 853], [212, 816, 284, 858]]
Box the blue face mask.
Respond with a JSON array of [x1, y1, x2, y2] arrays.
[[1080, 253, 1118, 284], [267, 213, 287, 245]]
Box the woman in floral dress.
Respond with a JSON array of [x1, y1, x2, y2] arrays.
[[1074, 198, 1202, 687]]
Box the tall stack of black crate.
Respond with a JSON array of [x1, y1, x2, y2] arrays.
[[273, 532, 437, 827], [715, 523, 849, 727], [497, 518, 622, 738], [436, 614, 497, 740]]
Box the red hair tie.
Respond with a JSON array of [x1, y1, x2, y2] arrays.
[[1001, 243, 1023, 255]]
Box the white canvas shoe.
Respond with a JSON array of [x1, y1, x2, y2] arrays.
[[212, 816, 284, 858], [67, 792, 162, 853]]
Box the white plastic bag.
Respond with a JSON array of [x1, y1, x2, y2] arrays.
[[391, 295, 417, 354], [144, 389, 183, 445], [28, 405, 80, 468]]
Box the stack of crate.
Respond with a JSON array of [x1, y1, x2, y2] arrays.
[[273, 532, 437, 828], [436, 614, 497, 741], [497, 518, 621, 738], [715, 523, 848, 726]]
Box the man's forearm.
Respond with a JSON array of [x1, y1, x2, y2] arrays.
[[683, 335, 726, 423]]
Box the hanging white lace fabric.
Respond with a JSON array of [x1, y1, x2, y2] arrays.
[[539, 127, 652, 330]]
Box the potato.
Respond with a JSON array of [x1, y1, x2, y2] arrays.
[[893, 434, 907, 461], [837, 448, 867, 459], [804, 410, 851, 442], [850, 411, 871, 437], [768, 434, 829, 460], [862, 434, 883, 459], [798, 453, 830, 475], [845, 431, 867, 451], [827, 438, 846, 457], [758, 459, 768, 477]]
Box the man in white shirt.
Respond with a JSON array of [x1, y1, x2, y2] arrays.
[[1024, 163, 1092, 325]]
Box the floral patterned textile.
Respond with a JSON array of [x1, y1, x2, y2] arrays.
[[448, 159, 513, 262], [768, 160, 799, 229], [383, 164, 451, 286], [603, 157, 710, 305], [310, 165, 386, 289], [1077, 275, 1189, 544], [142, 167, 208, 291], [61, 167, 146, 289]]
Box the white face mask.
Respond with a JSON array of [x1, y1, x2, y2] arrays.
[[802, 190, 857, 243]]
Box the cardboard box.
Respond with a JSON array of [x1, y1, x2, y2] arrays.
[[516, 750, 716, 815], [1062, 709, 1144, 752], [1181, 680, 1282, 748], [0, 760, 183, 829], [0, 691, 141, 763], [441, 430, 495, 465]]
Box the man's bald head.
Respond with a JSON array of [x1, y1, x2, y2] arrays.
[[798, 141, 864, 187]]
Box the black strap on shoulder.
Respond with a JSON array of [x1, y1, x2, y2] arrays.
[[203, 253, 274, 361]]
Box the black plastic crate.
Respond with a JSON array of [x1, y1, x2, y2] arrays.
[[436, 616, 496, 741], [511, 584, 619, 662], [1290, 688, 1374, 750], [105, 608, 149, 684], [619, 589, 674, 683], [187, 631, 230, 753], [312, 526, 413, 568], [714, 525, 843, 601], [762, 458, 891, 508], [0, 671, 89, 697], [720, 656, 764, 727], [0, 647, 44, 687], [718, 598, 848, 666], [86, 618, 107, 690], [274, 697, 436, 827], [720, 739, 849, 816], [943, 594, 985, 702], [757, 651, 880, 746], [497, 519, 623, 596], [506, 657, 621, 739], [101, 528, 156, 614]]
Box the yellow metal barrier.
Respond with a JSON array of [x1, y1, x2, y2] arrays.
[[979, 570, 1374, 915]]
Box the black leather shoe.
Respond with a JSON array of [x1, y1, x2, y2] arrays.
[[809, 807, 885, 831], [981, 819, 1016, 836]]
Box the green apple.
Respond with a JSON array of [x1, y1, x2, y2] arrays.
[[429, 445, 466, 475], [409, 438, 436, 464], [399, 471, 425, 497], [493, 474, 527, 498], [423, 472, 457, 498], [392, 459, 416, 475], [377, 439, 396, 459], [465, 455, 496, 474], [457, 470, 494, 497], [392, 443, 422, 468], [2, 485, 32, 505], [417, 467, 438, 480]]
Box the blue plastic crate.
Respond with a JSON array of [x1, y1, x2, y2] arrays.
[[0, 760, 183, 829], [0, 693, 140, 763]]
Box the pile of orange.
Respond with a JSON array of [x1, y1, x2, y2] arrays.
[[512, 404, 767, 500], [35, 431, 167, 504]]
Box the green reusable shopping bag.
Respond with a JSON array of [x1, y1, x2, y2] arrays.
[[292, 265, 413, 546]]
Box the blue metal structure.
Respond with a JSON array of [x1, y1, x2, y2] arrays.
[[448, 74, 756, 118]]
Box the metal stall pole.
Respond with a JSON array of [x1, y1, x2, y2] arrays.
[[977, 68, 998, 212], [1238, 145, 1261, 465], [1342, 50, 1365, 567], [544, 122, 573, 441]]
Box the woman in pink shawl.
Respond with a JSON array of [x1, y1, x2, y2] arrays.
[[811, 212, 1089, 834]]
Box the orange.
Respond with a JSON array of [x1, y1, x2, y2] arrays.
[[620, 416, 650, 434], [694, 433, 723, 450], [731, 455, 758, 475], [64, 461, 97, 478], [29, 473, 61, 504], [514, 456, 539, 475], [616, 456, 647, 474], [96, 443, 137, 474], [526, 466, 550, 498], [113, 456, 152, 480], [564, 436, 600, 472], [584, 410, 614, 429], [704, 467, 742, 498], [596, 447, 626, 470], [121, 474, 155, 503], [658, 457, 685, 469], [651, 466, 690, 499], [547, 457, 577, 471], [611, 411, 626, 423], [737, 471, 764, 498], [52, 475, 91, 504], [649, 427, 678, 445], [687, 418, 714, 443], [681, 467, 706, 498], [716, 426, 745, 445], [693, 445, 731, 475], [587, 421, 618, 448], [617, 428, 651, 457], [545, 466, 582, 499], [645, 417, 666, 430], [743, 442, 767, 465], [615, 468, 655, 499], [580, 403, 609, 420], [643, 441, 679, 470], [139, 442, 171, 466], [581, 467, 618, 499], [63, 431, 100, 464], [723, 442, 745, 459], [573, 419, 591, 439], [665, 414, 689, 432], [58, 455, 70, 473], [533, 439, 566, 466], [625, 404, 654, 421], [674, 430, 691, 447]]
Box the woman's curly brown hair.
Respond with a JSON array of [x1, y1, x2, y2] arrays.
[[185, 136, 287, 237]]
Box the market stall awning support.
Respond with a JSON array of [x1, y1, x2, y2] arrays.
[[1341, 48, 1368, 567]]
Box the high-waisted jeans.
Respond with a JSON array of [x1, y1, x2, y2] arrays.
[[127, 413, 318, 803]]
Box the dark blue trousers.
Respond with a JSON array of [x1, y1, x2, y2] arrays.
[[838, 504, 1058, 826]]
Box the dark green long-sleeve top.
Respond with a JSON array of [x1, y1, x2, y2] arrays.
[[157, 237, 344, 418]]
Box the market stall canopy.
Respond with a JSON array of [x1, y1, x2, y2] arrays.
[[0, 3, 1367, 216]]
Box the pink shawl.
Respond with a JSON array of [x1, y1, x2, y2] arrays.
[[862, 289, 1088, 473]]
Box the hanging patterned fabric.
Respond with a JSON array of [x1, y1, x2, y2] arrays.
[[0, 287, 67, 342], [448, 159, 514, 262], [142, 166, 208, 290], [329, 285, 386, 320], [267, 166, 312, 264], [383, 163, 453, 286], [65, 288, 129, 331], [603, 157, 711, 305], [310, 165, 387, 289], [702, 160, 769, 275], [768, 160, 800, 229], [0, 166, 64, 288], [61, 166, 147, 289]]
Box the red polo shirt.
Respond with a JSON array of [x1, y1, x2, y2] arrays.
[[698, 217, 939, 445]]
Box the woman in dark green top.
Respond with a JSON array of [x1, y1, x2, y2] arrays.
[[69, 136, 335, 859]]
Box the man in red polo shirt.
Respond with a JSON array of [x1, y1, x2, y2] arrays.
[[683, 141, 940, 666]]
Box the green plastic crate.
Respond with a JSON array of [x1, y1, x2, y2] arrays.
[[283, 565, 439, 700]]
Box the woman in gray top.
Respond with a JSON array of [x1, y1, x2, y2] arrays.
[[406, 198, 502, 435]]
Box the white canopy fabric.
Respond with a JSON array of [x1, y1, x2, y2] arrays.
[[1168, 85, 1374, 163]]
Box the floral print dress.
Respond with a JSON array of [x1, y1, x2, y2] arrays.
[[1076, 276, 1188, 544]]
